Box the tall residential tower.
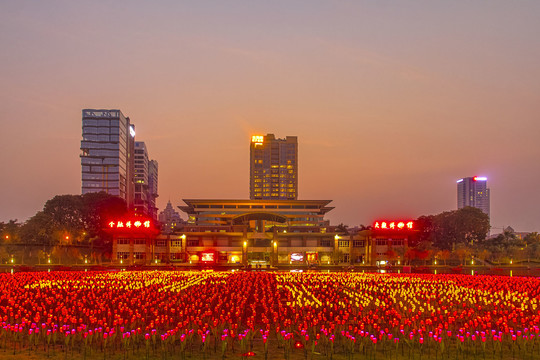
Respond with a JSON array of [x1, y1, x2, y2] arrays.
[[457, 176, 490, 218], [81, 109, 135, 207], [133, 142, 159, 219], [250, 134, 298, 200]]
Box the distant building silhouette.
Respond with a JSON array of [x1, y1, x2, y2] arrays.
[[159, 200, 183, 232], [457, 176, 490, 218], [250, 134, 298, 200]]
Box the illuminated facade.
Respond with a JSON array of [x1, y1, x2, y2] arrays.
[[110, 199, 410, 267], [250, 134, 298, 200], [457, 176, 490, 218], [108, 215, 161, 265], [81, 109, 135, 207], [178, 199, 334, 265]]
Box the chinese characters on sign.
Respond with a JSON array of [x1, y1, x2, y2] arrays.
[[373, 221, 414, 230], [108, 220, 152, 229]]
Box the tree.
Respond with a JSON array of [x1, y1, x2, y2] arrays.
[[478, 228, 523, 263], [414, 215, 436, 247], [453, 244, 472, 266], [335, 223, 349, 235], [0, 220, 21, 243], [435, 249, 450, 265], [428, 207, 490, 250], [523, 232, 540, 261], [15, 192, 128, 264]]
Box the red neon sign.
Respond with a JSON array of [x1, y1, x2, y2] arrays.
[[373, 220, 414, 230], [106, 216, 156, 232], [201, 252, 215, 263]]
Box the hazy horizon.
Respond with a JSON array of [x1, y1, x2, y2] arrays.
[[1, 1, 539, 232]]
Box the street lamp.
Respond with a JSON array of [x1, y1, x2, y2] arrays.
[[243, 241, 248, 266], [10, 255, 14, 264]]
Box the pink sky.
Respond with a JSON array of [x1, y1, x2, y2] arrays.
[[1, 1, 539, 231]]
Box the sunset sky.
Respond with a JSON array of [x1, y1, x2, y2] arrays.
[[1, 1, 539, 232]]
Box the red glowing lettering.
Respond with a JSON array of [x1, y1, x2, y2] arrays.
[[143, 221, 150, 228], [373, 220, 414, 230], [134, 221, 142, 228], [117, 221, 124, 228]]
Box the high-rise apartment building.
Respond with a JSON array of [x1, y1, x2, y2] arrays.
[[133, 142, 159, 219], [134, 142, 149, 215], [148, 160, 159, 220], [250, 134, 298, 200], [81, 109, 135, 207], [457, 176, 490, 218]]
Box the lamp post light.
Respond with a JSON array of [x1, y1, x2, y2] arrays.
[[10, 254, 14, 264], [180, 234, 187, 263], [273, 241, 277, 266], [243, 241, 248, 266]]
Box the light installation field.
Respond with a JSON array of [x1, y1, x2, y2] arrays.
[[1, 271, 539, 359]]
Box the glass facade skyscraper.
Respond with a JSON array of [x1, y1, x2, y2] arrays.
[[457, 176, 490, 218], [80, 109, 135, 207], [250, 134, 298, 200]]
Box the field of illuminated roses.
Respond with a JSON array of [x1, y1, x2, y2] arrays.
[[1, 271, 540, 359]]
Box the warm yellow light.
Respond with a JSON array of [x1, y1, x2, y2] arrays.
[[334, 234, 340, 241], [180, 234, 186, 240], [273, 242, 277, 247], [243, 241, 247, 247], [251, 135, 264, 144]]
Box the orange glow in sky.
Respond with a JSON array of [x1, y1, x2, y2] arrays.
[[1, 1, 540, 231]]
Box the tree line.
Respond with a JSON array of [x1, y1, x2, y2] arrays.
[[0, 192, 126, 265], [401, 206, 540, 265]]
